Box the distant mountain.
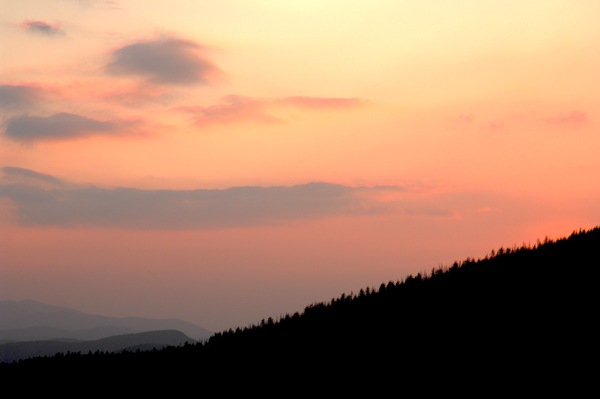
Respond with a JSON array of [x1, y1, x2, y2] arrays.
[[0, 325, 141, 344], [0, 300, 212, 342], [0, 330, 194, 364]]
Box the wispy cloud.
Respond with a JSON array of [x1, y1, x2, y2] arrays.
[[101, 1, 121, 10], [544, 111, 588, 126], [3, 113, 120, 142], [485, 121, 505, 132], [177, 95, 279, 126], [176, 95, 367, 127], [101, 85, 172, 107], [106, 39, 221, 85], [20, 20, 62, 36]]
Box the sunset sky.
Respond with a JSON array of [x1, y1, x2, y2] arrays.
[[1, 0, 599, 332]]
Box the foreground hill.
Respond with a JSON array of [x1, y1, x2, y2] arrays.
[[3, 227, 596, 392], [0, 330, 195, 364]]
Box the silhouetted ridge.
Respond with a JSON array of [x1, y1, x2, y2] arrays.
[[0, 330, 195, 364], [3, 226, 597, 393]]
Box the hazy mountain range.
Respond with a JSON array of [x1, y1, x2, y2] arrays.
[[0, 299, 212, 342], [0, 299, 212, 363]]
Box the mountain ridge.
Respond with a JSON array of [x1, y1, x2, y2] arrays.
[[0, 299, 212, 342], [0, 329, 195, 364]]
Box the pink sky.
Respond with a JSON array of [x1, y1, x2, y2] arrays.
[[1, 1, 599, 332]]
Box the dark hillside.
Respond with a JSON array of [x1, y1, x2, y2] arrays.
[[0, 330, 195, 364], [3, 227, 597, 392]]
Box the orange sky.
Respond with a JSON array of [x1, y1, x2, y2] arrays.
[[1, 0, 599, 332]]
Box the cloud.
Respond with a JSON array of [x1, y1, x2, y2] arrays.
[[106, 39, 220, 85], [176, 95, 367, 127], [544, 111, 588, 126], [177, 95, 280, 126], [1, 167, 64, 187], [3, 113, 117, 142], [0, 172, 429, 229], [21, 20, 62, 36], [0, 85, 44, 110]]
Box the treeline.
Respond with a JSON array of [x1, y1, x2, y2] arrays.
[[3, 226, 597, 392]]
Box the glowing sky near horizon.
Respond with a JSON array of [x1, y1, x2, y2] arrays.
[[1, 0, 599, 332]]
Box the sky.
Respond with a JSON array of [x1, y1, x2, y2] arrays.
[[1, 0, 599, 332]]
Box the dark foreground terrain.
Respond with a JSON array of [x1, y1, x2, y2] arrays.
[[3, 227, 596, 393], [0, 330, 195, 364]]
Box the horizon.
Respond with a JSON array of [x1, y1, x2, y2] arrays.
[[1, 1, 599, 332]]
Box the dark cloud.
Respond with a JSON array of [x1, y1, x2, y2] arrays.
[[0, 85, 43, 110], [22, 20, 62, 36], [0, 176, 418, 229], [177, 94, 368, 127], [106, 39, 219, 85], [3, 113, 117, 142]]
